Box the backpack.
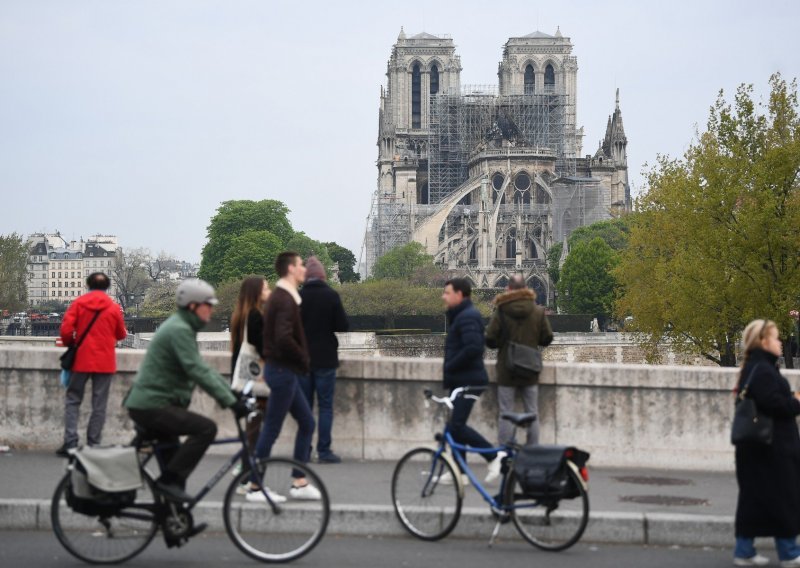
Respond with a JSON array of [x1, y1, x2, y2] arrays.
[[66, 446, 142, 516]]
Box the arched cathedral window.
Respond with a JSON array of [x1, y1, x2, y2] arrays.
[[544, 64, 555, 91], [524, 64, 534, 94], [412, 64, 421, 128], [430, 65, 439, 95]]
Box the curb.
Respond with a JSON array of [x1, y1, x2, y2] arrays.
[[0, 498, 733, 546]]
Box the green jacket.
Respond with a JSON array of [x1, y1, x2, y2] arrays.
[[485, 289, 554, 387], [124, 309, 237, 410]]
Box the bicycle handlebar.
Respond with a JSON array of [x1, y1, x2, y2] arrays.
[[424, 386, 488, 409]]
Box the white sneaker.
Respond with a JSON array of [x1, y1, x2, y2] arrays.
[[780, 556, 800, 567], [245, 487, 287, 504], [734, 554, 769, 566], [231, 462, 242, 477], [235, 483, 249, 496], [434, 471, 469, 486], [484, 451, 507, 484], [289, 483, 322, 500]]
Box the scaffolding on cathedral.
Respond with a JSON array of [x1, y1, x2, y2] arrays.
[[428, 86, 575, 203]]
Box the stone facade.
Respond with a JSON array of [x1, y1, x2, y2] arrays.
[[25, 233, 118, 306], [364, 29, 630, 301]]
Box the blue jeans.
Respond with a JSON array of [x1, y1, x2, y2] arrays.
[[253, 364, 315, 480], [735, 536, 800, 561], [298, 368, 337, 456]]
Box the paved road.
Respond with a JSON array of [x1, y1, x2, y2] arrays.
[[0, 529, 736, 567]]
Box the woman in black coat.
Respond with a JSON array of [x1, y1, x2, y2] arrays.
[[734, 319, 800, 566]]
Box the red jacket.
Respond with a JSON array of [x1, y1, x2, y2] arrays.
[[60, 291, 127, 374]]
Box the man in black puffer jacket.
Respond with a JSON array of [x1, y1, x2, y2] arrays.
[[442, 278, 504, 485]]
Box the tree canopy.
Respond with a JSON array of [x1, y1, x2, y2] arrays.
[[557, 237, 619, 317], [0, 233, 29, 311], [198, 200, 293, 285], [614, 74, 800, 366], [372, 242, 435, 281], [325, 242, 360, 283], [567, 218, 630, 251]]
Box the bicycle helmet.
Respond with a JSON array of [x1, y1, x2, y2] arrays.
[[176, 279, 218, 308]]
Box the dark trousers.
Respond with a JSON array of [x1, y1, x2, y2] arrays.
[[298, 367, 337, 455], [449, 393, 496, 464], [128, 406, 217, 485], [64, 372, 112, 447], [254, 363, 315, 479]]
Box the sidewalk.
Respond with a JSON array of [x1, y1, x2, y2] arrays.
[[0, 450, 738, 546]]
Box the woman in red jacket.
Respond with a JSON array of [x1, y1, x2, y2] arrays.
[[57, 272, 127, 456]]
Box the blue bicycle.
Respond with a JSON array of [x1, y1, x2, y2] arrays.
[[391, 387, 590, 551]]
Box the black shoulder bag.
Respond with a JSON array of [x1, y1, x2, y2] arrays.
[[730, 364, 773, 446], [60, 310, 102, 371], [499, 309, 543, 379]]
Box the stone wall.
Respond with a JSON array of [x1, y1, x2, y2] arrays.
[[3, 346, 797, 470]]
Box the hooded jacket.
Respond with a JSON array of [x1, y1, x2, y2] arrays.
[[485, 289, 553, 387], [60, 290, 127, 374]]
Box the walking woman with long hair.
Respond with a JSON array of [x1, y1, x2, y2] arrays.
[[230, 276, 271, 470], [734, 319, 800, 566]]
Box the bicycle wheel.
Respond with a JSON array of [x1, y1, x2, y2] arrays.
[[505, 465, 589, 551], [224, 457, 329, 563], [51, 470, 159, 564], [391, 447, 462, 541]]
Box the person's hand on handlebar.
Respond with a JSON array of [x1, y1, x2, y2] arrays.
[[230, 398, 251, 419]]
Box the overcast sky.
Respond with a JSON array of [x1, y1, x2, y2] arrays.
[[2, 1, 799, 263]]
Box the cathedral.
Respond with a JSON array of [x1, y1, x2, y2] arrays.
[[364, 28, 629, 304]]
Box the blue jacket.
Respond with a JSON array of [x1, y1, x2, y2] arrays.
[[443, 299, 489, 390]]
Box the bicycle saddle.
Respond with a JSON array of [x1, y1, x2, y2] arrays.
[[501, 412, 537, 427]]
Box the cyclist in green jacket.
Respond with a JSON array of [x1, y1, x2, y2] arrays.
[[124, 279, 247, 503]]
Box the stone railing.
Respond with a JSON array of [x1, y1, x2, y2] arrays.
[[2, 346, 797, 470]]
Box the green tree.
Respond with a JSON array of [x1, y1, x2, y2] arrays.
[[372, 242, 435, 281], [221, 231, 283, 282], [568, 218, 630, 251], [325, 242, 360, 283], [285, 232, 333, 273], [199, 200, 293, 285], [0, 233, 29, 311], [547, 241, 563, 286], [614, 74, 800, 366], [558, 237, 618, 317], [339, 279, 443, 328]]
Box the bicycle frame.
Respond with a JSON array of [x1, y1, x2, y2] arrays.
[[427, 428, 519, 510], [138, 410, 278, 511]]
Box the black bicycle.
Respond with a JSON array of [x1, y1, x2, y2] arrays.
[[51, 384, 330, 564]]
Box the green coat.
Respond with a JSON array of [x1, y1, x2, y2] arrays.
[[124, 309, 236, 410], [485, 289, 554, 387]]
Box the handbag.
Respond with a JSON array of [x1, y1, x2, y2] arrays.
[[231, 321, 270, 397], [499, 310, 543, 379], [60, 309, 102, 371], [731, 364, 773, 446]]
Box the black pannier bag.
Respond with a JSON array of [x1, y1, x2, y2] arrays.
[[513, 445, 590, 499], [66, 446, 143, 516]]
